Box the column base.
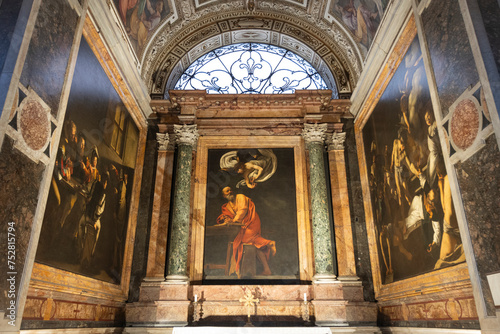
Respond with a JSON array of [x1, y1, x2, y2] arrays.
[[312, 273, 338, 283], [165, 274, 189, 283], [127, 280, 191, 327], [312, 279, 377, 327]]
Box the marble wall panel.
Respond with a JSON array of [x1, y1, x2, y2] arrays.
[[0, 0, 23, 74], [455, 135, 500, 316], [0, 138, 45, 314], [476, 0, 500, 78], [344, 119, 374, 302], [21, 296, 125, 329], [379, 296, 479, 328], [128, 128, 158, 302], [421, 0, 479, 117], [19, 0, 78, 116]]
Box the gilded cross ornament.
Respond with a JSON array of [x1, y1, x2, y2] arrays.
[[239, 289, 259, 325]]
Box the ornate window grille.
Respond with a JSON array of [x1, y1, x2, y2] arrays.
[[174, 43, 329, 94]]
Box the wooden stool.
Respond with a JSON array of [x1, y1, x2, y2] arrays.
[[240, 243, 257, 277]]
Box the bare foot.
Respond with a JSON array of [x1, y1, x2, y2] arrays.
[[261, 269, 272, 275], [269, 241, 276, 256]]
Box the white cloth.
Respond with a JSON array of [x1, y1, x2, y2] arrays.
[[173, 328, 332, 334]]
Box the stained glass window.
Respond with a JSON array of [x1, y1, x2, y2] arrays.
[[174, 43, 329, 94]]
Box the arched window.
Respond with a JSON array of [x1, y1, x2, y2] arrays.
[[174, 43, 330, 94]]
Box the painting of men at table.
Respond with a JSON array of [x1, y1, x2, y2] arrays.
[[362, 36, 465, 285], [35, 38, 139, 284], [203, 148, 299, 280]]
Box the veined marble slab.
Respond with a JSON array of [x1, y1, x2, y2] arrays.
[[173, 328, 332, 334]]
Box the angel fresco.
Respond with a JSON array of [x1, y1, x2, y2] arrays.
[[220, 149, 277, 189], [115, 0, 167, 51], [332, 0, 387, 50]]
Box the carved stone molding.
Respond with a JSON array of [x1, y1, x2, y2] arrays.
[[156, 132, 170, 151], [327, 132, 346, 151], [174, 124, 199, 146], [302, 123, 328, 144]]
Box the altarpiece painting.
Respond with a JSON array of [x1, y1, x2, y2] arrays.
[[203, 148, 300, 281]]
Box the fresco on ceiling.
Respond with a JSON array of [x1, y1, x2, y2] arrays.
[[113, 0, 171, 53], [203, 148, 300, 281], [330, 0, 388, 51], [362, 37, 465, 284], [35, 38, 139, 284]]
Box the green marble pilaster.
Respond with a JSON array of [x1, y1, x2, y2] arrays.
[[303, 123, 336, 281], [166, 125, 198, 282]]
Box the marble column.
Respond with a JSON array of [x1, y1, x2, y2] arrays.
[[327, 132, 358, 280], [144, 133, 175, 280], [165, 124, 199, 282], [302, 123, 336, 282]]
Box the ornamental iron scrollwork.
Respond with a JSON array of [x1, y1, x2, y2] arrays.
[[174, 43, 329, 94]]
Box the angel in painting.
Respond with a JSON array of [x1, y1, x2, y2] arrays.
[[220, 149, 277, 189]]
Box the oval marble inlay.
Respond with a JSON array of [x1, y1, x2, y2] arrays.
[[20, 98, 49, 151], [450, 98, 479, 150], [445, 298, 462, 320]]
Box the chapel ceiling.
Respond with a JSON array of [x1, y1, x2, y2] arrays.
[[110, 0, 388, 98]]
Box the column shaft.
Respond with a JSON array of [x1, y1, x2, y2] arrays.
[[307, 140, 336, 278], [166, 143, 194, 279]]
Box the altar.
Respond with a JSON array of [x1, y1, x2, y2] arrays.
[[172, 327, 333, 334], [125, 92, 377, 330]]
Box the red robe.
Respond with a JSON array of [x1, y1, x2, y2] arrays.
[[218, 194, 271, 273]]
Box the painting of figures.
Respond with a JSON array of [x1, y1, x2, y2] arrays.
[[112, 0, 171, 53], [362, 37, 465, 284], [203, 148, 300, 281], [35, 37, 139, 284], [330, 0, 388, 50]]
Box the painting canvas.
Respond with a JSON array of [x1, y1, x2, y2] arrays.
[[203, 148, 300, 281], [35, 37, 139, 284], [362, 36, 465, 284]]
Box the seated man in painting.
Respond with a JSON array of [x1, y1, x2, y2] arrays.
[[217, 186, 276, 277]]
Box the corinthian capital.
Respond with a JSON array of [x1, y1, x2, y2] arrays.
[[327, 132, 346, 151], [302, 123, 328, 144], [174, 124, 199, 146], [156, 133, 170, 151]]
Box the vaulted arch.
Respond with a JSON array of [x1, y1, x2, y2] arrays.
[[142, 8, 363, 99]]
